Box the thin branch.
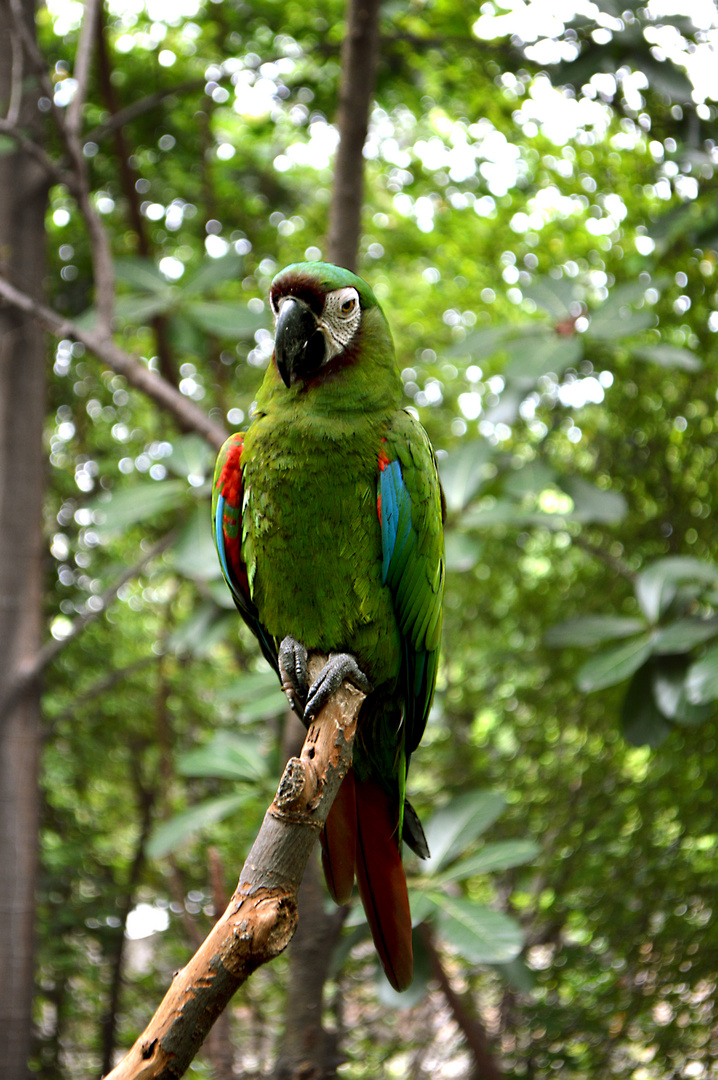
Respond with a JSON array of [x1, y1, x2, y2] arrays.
[[0, 118, 72, 187], [104, 656, 364, 1080], [9, 0, 115, 327], [572, 534, 636, 582], [420, 925, 505, 1080], [6, 16, 24, 126], [0, 274, 228, 447], [94, 10, 180, 390], [66, 0, 101, 139], [0, 532, 177, 721], [86, 79, 209, 144], [51, 656, 159, 727]]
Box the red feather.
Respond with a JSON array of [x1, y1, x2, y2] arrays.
[[354, 779, 413, 992], [320, 771, 357, 905]]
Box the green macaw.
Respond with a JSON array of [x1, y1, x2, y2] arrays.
[[212, 262, 444, 990]]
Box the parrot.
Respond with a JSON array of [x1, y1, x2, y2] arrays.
[[211, 261, 444, 991]]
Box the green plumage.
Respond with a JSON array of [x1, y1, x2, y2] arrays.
[[212, 262, 444, 989]]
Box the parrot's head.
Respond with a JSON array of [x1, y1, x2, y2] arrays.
[[268, 262, 392, 390]]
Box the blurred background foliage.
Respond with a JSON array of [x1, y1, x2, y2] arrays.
[[27, 0, 718, 1075]]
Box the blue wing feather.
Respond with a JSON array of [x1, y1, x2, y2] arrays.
[[378, 436, 444, 760]]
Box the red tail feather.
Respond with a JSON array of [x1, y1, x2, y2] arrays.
[[320, 770, 357, 905], [354, 779, 413, 992]]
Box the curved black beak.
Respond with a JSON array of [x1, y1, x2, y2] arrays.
[[274, 297, 326, 388]]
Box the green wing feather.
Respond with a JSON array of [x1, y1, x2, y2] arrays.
[[379, 409, 445, 764]]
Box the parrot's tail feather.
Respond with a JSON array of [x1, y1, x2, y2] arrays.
[[320, 770, 357, 906], [354, 779, 413, 992]]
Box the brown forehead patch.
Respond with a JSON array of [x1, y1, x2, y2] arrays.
[[269, 271, 326, 316]]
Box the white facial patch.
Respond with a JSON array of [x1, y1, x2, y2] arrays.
[[320, 287, 362, 359]]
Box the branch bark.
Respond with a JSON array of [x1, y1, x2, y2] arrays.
[[326, 0, 383, 270], [420, 925, 505, 1080], [104, 656, 364, 1080], [0, 0, 48, 1072], [0, 275, 228, 448]]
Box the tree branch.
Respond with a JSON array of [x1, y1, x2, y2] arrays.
[[326, 0, 383, 270], [0, 275, 227, 448], [0, 118, 71, 187], [66, 0, 101, 140], [9, 0, 115, 326], [419, 925, 505, 1080], [104, 656, 364, 1080]]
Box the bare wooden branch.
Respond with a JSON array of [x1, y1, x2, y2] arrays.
[[8, 0, 115, 327], [420, 925, 505, 1080], [66, 0, 101, 139], [326, 0, 383, 270], [104, 656, 364, 1080], [6, 14, 24, 126], [0, 274, 228, 448], [0, 118, 71, 187]]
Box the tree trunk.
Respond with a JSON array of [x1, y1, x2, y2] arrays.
[[0, 1, 48, 1077], [326, 0, 383, 272]]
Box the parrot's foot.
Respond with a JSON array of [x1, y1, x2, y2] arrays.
[[278, 636, 309, 719], [305, 653, 373, 722]]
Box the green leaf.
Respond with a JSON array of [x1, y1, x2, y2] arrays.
[[586, 308, 655, 340], [447, 324, 519, 358], [444, 531, 483, 572], [621, 664, 673, 747], [439, 840, 540, 882], [114, 292, 175, 323], [183, 252, 244, 294], [168, 601, 234, 657], [207, 578, 238, 610], [632, 344, 702, 371], [217, 670, 279, 703], [503, 333, 582, 383], [177, 731, 269, 782], [172, 504, 219, 581], [217, 671, 285, 721], [164, 434, 215, 482], [544, 616, 646, 649], [635, 557, 718, 622], [147, 793, 247, 858], [686, 643, 718, 705], [652, 662, 713, 726], [494, 957, 537, 993], [559, 477, 627, 524], [634, 54, 694, 104], [576, 633, 654, 692], [185, 300, 265, 338], [433, 894, 524, 964], [90, 479, 187, 536], [522, 276, 577, 319], [423, 791, 506, 874], [652, 617, 718, 655], [115, 257, 170, 293], [438, 438, 494, 513], [503, 460, 556, 498]]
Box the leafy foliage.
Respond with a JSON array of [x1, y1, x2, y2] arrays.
[[29, 0, 718, 1076]]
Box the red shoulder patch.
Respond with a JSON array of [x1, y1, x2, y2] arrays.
[[217, 434, 244, 505]]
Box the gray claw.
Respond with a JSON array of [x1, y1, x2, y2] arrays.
[[278, 636, 309, 718], [304, 652, 373, 722]]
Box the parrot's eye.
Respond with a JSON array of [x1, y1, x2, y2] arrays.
[[326, 287, 360, 322]]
